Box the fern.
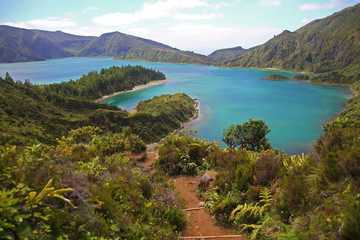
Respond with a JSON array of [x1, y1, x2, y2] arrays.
[[241, 224, 262, 240], [230, 187, 272, 222], [230, 187, 273, 239], [283, 153, 308, 172]]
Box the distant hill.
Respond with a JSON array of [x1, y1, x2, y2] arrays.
[[207, 46, 251, 63], [77, 31, 175, 57], [79, 31, 211, 64], [224, 3, 360, 84], [116, 48, 211, 65], [31, 29, 96, 54], [0, 25, 74, 62]]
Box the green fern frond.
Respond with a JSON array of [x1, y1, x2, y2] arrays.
[[230, 187, 273, 224], [240, 224, 262, 240], [259, 187, 272, 204]]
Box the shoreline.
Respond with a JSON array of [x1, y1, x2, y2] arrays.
[[146, 98, 200, 151], [96, 79, 171, 102], [174, 99, 200, 135]]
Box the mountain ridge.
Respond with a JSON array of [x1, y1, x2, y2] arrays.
[[0, 26, 212, 64], [223, 3, 360, 84]]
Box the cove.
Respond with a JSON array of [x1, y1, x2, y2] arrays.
[[0, 57, 352, 155]]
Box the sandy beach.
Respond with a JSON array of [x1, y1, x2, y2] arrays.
[[96, 79, 171, 102]]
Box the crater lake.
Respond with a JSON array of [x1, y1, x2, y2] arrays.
[[0, 57, 352, 154]]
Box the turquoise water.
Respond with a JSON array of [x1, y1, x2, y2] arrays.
[[0, 57, 352, 154]]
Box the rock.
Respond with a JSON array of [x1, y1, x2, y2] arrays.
[[198, 201, 205, 207], [198, 171, 217, 190]]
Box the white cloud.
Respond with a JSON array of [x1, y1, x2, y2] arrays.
[[173, 13, 222, 20], [300, 18, 310, 23], [299, 0, 347, 11], [62, 26, 112, 37], [258, 0, 282, 6], [127, 27, 151, 36], [4, 17, 77, 29], [83, 6, 99, 14], [214, 2, 232, 10], [2, 21, 29, 29], [93, 0, 210, 26], [300, 18, 314, 24], [93, 12, 139, 26], [151, 23, 281, 54]]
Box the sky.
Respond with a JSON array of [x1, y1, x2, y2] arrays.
[[1, 0, 359, 54]]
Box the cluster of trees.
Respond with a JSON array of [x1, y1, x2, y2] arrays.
[[42, 65, 166, 100], [222, 119, 271, 151]]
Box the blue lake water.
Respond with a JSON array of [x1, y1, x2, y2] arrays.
[[0, 57, 352, 155]]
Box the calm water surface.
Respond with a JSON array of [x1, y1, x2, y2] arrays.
[[0, 57, 352, 154]]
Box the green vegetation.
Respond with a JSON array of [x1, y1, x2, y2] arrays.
[[0, 126, 186, 239], [292, 73, 310, 80], [2, 4, 360, 238], [128, 93, 196, 143], [31, 29, 95, 55], [263, 74, 290, 80], [43, 65, 166, 100], [0, 66, 198, 239], [0, 70, 195, 146], [116, 48, 211, 65], [156, 131, 217, 176], [264, 73, 311, 81], [207, 46, 251, 63], [224, 4, 360, 85], [0, 25, 74, 63], [222, 119, 271, 151], [77, 31, 175, 57], [0, 27, 211, 65], [157, 95, 360, 239]]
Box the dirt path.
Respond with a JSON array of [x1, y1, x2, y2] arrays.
[[142, 151, 157, 168], [143, 152, 245, 240]]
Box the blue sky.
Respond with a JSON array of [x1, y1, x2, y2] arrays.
[[1, 0, 359, 54]]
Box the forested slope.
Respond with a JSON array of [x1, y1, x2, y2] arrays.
[[0, 68, 194, 145]]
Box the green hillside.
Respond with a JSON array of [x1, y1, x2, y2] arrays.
[[116, 47, 211, 65], [208, 46, 250, 63], [77, 31, 175, 57], [0, 25, 74, 62], [31, 29, 96, 54], [224, 3, 360, 84]]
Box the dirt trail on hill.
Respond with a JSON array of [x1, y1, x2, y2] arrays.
[[143, 152, 245, 240]]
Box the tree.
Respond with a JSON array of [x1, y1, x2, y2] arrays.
[[222, 119, 271, 152], [222, 124, 237, 149]]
